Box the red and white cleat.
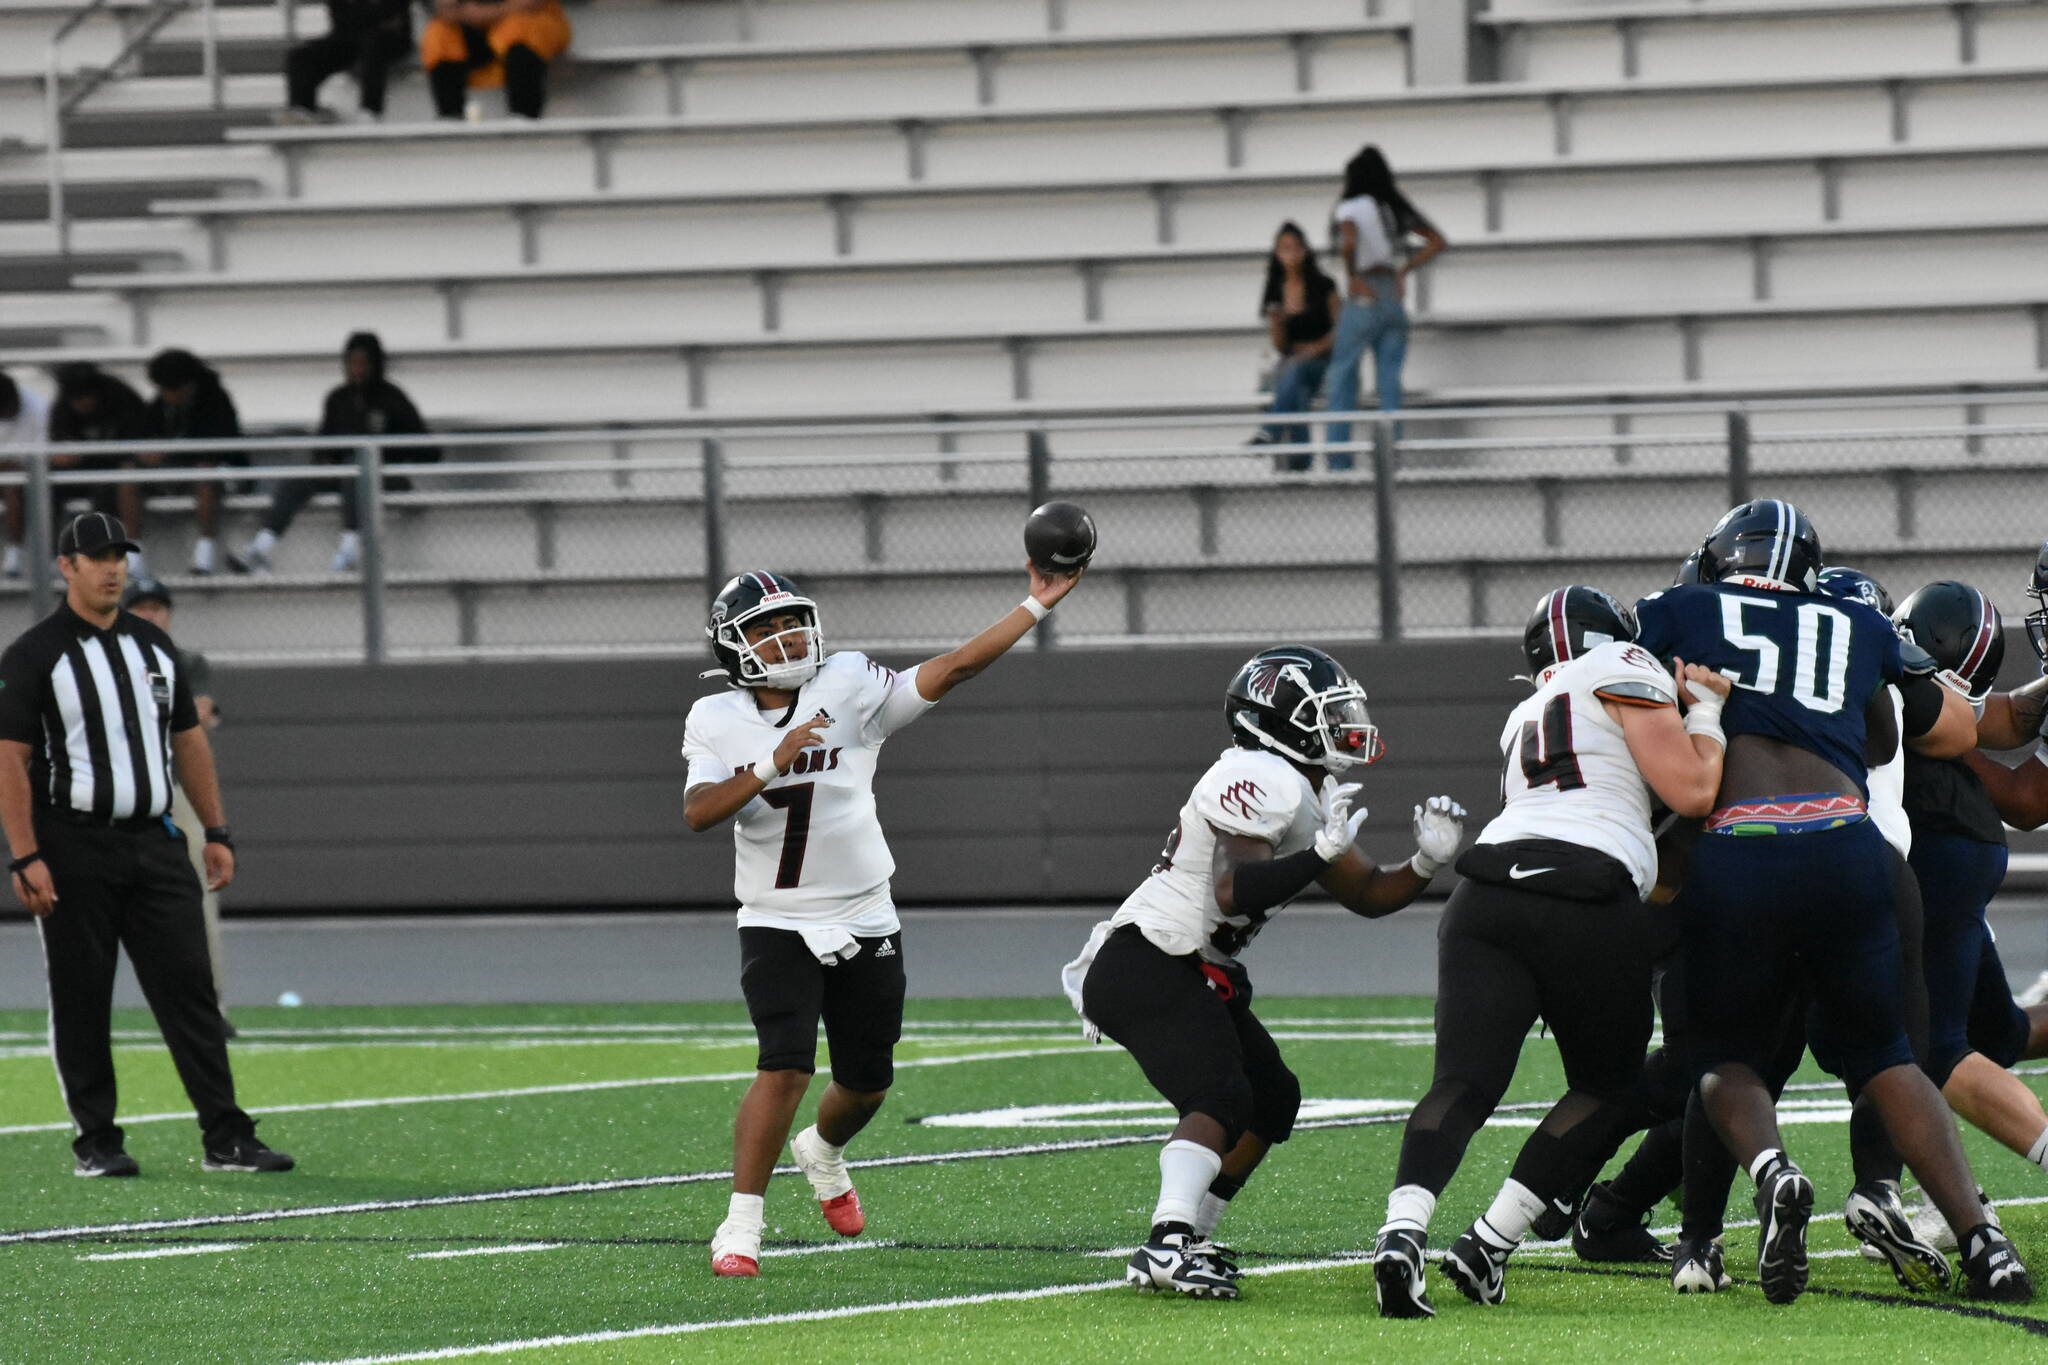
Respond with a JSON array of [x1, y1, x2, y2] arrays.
[[711, 1223, 761, 1277], [791, 1125, 865, 1237], [711, 1251, 759, 1277]]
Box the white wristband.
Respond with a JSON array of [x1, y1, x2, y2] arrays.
[[751, 754, 780, 784], [1020, 597, 1050, 623], [1683, 707, 1726, 747], [1408, 851, 1444, 881]]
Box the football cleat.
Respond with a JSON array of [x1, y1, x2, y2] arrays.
[[1371, 1226, 1435, 1318], [1573, 1182, 1675, 1264], [789, 1126, 864, 1236], [710, 1222, 760, 1278], [200, 1135, 294, 1173], [73, 1144, 139, 1178], [1753, 1163, 1814, 1305], [1843, 1181, 1949, 1293], [1125, 1232, 1239, 1299], [1528, 1190, 1580, 1244], [1440, 1226, 1509, 1306], [1888, 1186, 1997, 1257], [1670, 1237, 1731, 1294], [1962, 1225, 2035, 1303]]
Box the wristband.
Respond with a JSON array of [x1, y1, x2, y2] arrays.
[[204, 825, 234, 851], [8, 851, 41, 875], [1020, 597, 1050, 623], [1408, 850, 1445, 881], [1683, 708, 1726, 747], [751, 754, 780, 784]]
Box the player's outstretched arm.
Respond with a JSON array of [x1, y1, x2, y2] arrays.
[[1903, 675, 1977, 759], [1978, 677, 2048, 751], [683, 714, 829, 832], [1613, 660, 1730, 819], [1965, 749, 2048, 830], [910, 560, 1082, 704], [1317, 791, 1466, 919]]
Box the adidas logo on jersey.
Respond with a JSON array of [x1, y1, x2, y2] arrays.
[[875, 939, 896, 958]]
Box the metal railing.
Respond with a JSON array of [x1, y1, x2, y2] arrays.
[[5, 392, 2047, 662]]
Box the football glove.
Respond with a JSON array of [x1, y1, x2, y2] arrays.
[[1314, 781, 1369, 862], [1410, 795, 1467, 879]]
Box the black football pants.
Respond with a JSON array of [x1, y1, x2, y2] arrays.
[[34, 816, 253, 1153]]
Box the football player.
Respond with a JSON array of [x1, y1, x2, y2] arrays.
[[685, 562, 1081, 1277], [1376, 587, 1732, 1317], [1062, 646, 1466, 1300], [1632, 500, 2029, 1304], [1969, 545, 2048, 947]]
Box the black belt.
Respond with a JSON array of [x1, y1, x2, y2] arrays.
[[36, 806, 167, 833]]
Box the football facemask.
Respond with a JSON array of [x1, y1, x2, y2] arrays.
[[1287, 675, 1385, 772], [715, 606, 823, 689], [2028, 542, 2048, 667]]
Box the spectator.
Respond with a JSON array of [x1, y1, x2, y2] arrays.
[[1324, 145, 1448, 467], [242, 333, 438, 575], [420, 0, 571, 121], [281, 0, 414, 124], [141, 349, 244, 576], [47, 363, 150, 571], [1253, 221, 1341, 472], [0, 370, 51, 578]]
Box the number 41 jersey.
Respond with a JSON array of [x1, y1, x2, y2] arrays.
[[682, 651, 934, 934], [1477, 640, 1679, 897]]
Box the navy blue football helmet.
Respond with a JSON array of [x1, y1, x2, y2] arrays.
[[1817, 566, 1894, 617], [1697, 499, 1823, 593]]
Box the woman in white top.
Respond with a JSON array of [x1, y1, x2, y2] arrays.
[[1324, 145, 1447, 467]]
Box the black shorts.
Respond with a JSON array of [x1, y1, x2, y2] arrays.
[[1079, 924, 1300, 1150], [737, 926, 905, 1092]]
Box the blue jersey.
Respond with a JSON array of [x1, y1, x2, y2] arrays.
[[1634, 582, 1905, 795]]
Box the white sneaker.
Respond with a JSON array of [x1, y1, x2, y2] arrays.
[[241, 541, 273, 574], [2018, 970, 2048, 1008], [330, 535, 359, 573], [2, 544, 20, 578], [191, 536, 218, 575]]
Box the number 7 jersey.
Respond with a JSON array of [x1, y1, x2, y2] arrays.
[[1478, 640, 1680, 897], [682, 651, 935, 934]]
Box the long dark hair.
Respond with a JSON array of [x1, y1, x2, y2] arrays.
[[1338, 144, 1427, 238], [1259, 221, 1336, 316]]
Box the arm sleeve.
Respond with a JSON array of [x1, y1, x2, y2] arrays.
[[1191, 765, 1302, 845], [680, 710, 731, 790], [0, 641, 45, 745]]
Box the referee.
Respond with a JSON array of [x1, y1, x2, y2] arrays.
[[0, 512, 291, 1177]]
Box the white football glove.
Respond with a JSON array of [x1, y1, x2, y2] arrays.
[[1409, 795, 1467, 880], [1314, 781, 1368, 862]]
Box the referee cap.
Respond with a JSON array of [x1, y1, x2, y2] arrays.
[[58, 511, 140, 557]]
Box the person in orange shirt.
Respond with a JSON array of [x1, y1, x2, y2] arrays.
[[419, 0, 570, 120]]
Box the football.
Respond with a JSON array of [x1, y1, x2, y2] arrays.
[[1024, 500, 1097, 574]]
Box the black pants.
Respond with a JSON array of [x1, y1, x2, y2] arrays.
[[34, 814, 251, 1152], [428, 28, 547, 118], [286, 28, 411, 115], [737, 926, 905, 1092], [1395, 875, 1673, 1197]]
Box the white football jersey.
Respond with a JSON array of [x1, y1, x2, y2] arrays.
[[1867, 687, 1910, 858], [1111, 747, 1326, 963], [1477, 640, 1679, 897], [682, 650, 934, 933]]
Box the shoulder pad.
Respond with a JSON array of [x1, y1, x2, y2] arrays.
[[1899, 637, 1939, 677], [1594, 680, 1675, 706]]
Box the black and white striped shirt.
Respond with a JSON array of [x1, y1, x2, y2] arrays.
[[0, 603, 198, 821]]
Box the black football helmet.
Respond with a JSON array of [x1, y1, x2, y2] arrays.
[[1672, 550, 1704, 587], [2025, 541, 2048, 666], [1894, 581, 2004, 699], [1696, 499, 1823, 592], [1817, 565, 1894, 616], [1521, 586, 1638, 679], [1225, 646, 1383, 773], [704, 571, 823, 689]]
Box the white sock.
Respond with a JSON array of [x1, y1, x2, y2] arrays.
[[809, 1128, 846, 1162], [1193, 1191, 1231, 1239], [193, 536, 217, 572], [1151, 1140, 1222, 1231], [2027, 1125, 2048, 1174], [1383, 1183, 1437, 1236], [1475, 1179, 1546, 1251], [722, 1191, 764, 1234], [250, 528, 278, 555], [1748, 1148, 1788, 1185]]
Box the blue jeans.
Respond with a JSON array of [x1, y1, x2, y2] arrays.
[[1325, 289, 1410, 469], [1264, 352, 1330, 467]]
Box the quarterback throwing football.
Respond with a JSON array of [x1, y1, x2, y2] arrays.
[[1063, 645, 1466, 1299], [685, 562, 1080, 1278]]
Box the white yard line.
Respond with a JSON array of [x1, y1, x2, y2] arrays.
[[759, 1239, 897, 1258], [78, 1242, 247, 1262], [410, 1243, 567, 1261], [294, 1253, 1371, 1365]]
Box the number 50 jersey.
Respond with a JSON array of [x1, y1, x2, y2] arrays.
[[682, 651, 934, 934], [1478, 640, 1679, 897]]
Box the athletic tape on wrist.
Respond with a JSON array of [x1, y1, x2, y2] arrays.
[[1020, 597, 1050, 623], [751, 754, 780, 784], [1408, 851, 1444, 880]]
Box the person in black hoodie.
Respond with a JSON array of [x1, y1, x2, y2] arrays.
[[141, 349, 244, 575], [47, 363, 150, 568], [282, 0, 413, 123], [242, 332, 437, 574]]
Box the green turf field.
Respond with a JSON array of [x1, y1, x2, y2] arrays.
[[3, 995, 2046, 1363]]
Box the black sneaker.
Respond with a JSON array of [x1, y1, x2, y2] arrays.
[[1124, 1231, 1239, 1299], [1670, 1236, 1730, 1293], [1843, 1180, 1949, 1293], [1372, 1226, 1435, 1318], [202, 1135, 294, 1172], [74, 1144, 140, 1178], [1441, 1225, 1509, 1306], [1753, 1162, 1814, 1305], [1962, 1224, 2035, 1303], [1574, 1181, 1675, 1263]]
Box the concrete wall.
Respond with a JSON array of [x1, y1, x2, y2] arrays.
[[211, 630, 2048, 912]]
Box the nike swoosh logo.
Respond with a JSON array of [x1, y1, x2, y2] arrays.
[[1507, 865, 1554, 879]]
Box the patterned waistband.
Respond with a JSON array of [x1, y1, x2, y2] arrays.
[[1704, 792, 1868, 836]]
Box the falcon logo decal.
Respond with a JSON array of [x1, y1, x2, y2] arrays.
[[1218, 779, 1265, 820]]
